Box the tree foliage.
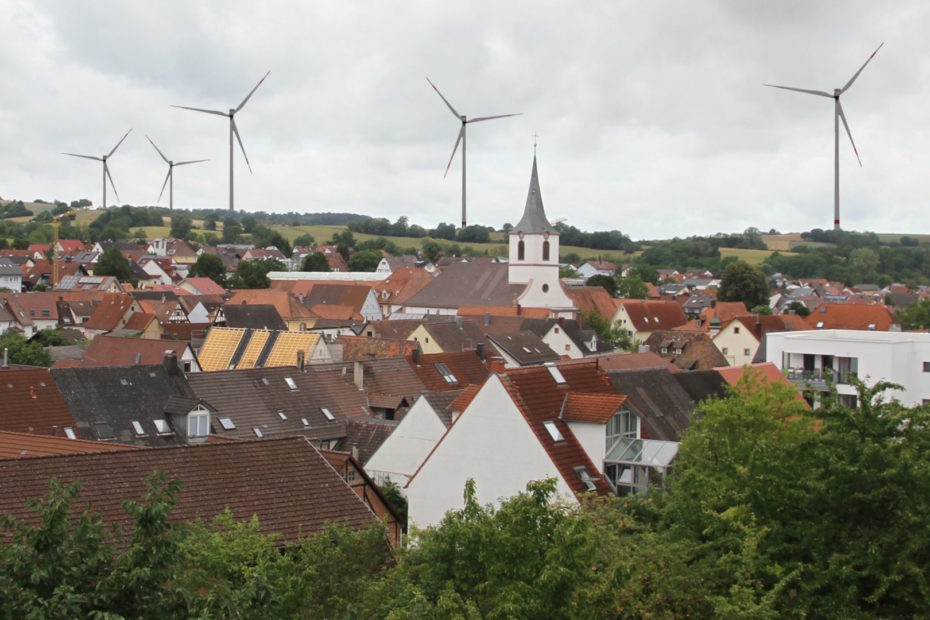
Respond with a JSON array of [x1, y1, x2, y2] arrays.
[[93, 246, 134, 284], [0, 331, 51, 366], [718, 260, 769, 309], [189, 253, 227, 288], [228, 259, 285, 289], [300, 252, 331, 272]]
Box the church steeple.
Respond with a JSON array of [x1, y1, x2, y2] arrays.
[[514, 156, 558, 235]]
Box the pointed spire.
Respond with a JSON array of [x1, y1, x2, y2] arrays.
[[514, 155, 558, 235]]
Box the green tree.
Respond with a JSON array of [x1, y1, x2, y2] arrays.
[[169, 214, 193, 240], [585, 274, 617, 296], [189, 253, 227, 287], [628, 262, 660, 284], [897, 298, 930, 330], [229, 259, 285, 289], [616, 275, 649, 299], [786, 300, 811, 317], [421, 239, 443, 263], [718, 260, 769, 309], [0, 331, 51, 366], [348, 249, 382, 272], [222, 218, 243, 244], [94, 246, 134, 284], [293, 233, 315, 247], [300, 252, 331, 272]]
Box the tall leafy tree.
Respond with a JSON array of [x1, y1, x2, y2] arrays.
[[718, 260, 769, 309], [300, 252, 330, 272], [94, 246, 134, 284], [189, 253, 227, 287]]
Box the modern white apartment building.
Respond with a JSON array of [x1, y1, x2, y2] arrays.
[[766, 329, 930, 408]]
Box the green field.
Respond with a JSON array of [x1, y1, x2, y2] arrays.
[[719, 247, 795, 266]]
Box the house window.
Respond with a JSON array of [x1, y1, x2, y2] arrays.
[[744, 348, 751, 357], [64, 427, 76, 439], [660, 347, 668, 354], [153, 419, 173, 435], [674, 348, 682, 355], [923, 362, 930, 373], [542, 240, 550, 261], [218, 416, 236, 430], [253, 427, 264, 438], [607, 407, 638, 449], [347, 469, 357, 482], [131, 420, 146, 437], [518, 240, 525, 261], [734, 327, 740, 334], [320, 407, 335, 421], [722, 347, 729, 355], [284, 377, 298, 390], [188, 409, 209, 437]]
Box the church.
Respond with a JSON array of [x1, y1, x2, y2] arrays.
[[401, 156, 577, 319]]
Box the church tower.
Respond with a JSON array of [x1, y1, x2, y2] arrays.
[[508, 156, 575, 317]]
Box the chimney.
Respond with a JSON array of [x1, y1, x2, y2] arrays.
[[484, 312, 491, 327], [516, 304, 521, 316], [134, 352, 142, 365], [297, 350, 306, 372], [638, 344, 650, 353], [476, 342, 486, 361], [1, 347, 7, 369], [412, 346, 422, 366], [353, 361, 364, 390], [163, 350, 180, 376], [455, 316, 463, 330]]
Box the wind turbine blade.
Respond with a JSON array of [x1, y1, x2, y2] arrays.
[[63, 153, 103, 161], [172, 105, 228, 116], [443, 126, 464, 178], [231, 118, 253, 173], [764, 84, 833, 98], [468, 113, 522, 123], [146, 135, 170, 164], [837, 101, 862, 167], [426, 77, 461, 118], [157, 169, 171, 203], [174, 159, 209, 166], [842, 42, 884, 94], [107, 128, 132, 158], [236, 70, 271, 113], [105, 163, 120, 202]]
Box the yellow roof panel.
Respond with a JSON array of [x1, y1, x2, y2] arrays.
[[264, 332, 320, 368], [198, 327, 246, 371], [235, 329, 270, 369]]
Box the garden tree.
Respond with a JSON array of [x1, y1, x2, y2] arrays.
[[203, 215, 217, 231], [558, 264, 577, 278], [348, 249, 382, 272], [221, 217, 243, 243], [94, 246, 134, 284], [750, 304, 773, 315], [229, 259, 286, 289], [579, 309, 631, 351], [896, 298, 930, 330], [585, 274, 617, 297], [300, 252, 331, 272], [627, 261, 660, 284], [330, 229, 356, 260], [616, 275, 649, 299], [169, 214, 193, 240], [189, 253, 227, 287], [785, 300, 811, 317], [421, 239, 443, 263], [0, 331, 51, 366], [718, 260, 769, 309], [293, 233, 314, 247]]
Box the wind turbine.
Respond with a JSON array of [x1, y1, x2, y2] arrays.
[[146, 136, 207, 210], [766, 43, 883, 231], [62, 128, 132, 209], [172, 71, 270, 212], [426, 77, 521, 228]]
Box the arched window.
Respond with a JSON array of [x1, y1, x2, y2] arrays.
[[518, 240, 525, 261], [542, 240, 550, 261]]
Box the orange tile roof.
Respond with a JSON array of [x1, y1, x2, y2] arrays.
[[370, 268, 435, 305], [700, 301, 749, 324], [457, 305, 551, 318], [805, 304, 898, 331], [84, 293, 135, 331], [0, 430, 138, 458], [565, 286, 620, 318], [448, 384, 481, 412], [0, 367, 78, 436], [618, 299, 688, 331], [122, 311, 157, 331], [561, 392, 627, 424], [80, 336, 191, 368]]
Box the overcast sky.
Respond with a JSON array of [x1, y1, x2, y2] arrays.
[[1, 1, 925, 239]]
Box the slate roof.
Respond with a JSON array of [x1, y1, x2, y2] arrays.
[[80, 336, 193, 368], [498, 362, 615, 496], [606, 368, 696, 441], [513, 156, 558, 235], [671, 369, 729, 406], [334, 417, 399, 465], [487, 330, 560, 365], [222, 303, 288, 331], [51, 363, 198, 446], [0, 367, 79, 437], [403, 262, 524, 310], [0, 257, 21, 277], [410, 351, 491, 391], [187, 367, 347, 442], [0, 430, 137, 459], [0, 437, 379, 544]]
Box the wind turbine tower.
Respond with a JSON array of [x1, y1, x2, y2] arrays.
[[173, 72, 270, 212], [766, 43, 883, 231], [427, 78, 521, 228], [146, 136, 207, 210], [62, 129, 132, 209]]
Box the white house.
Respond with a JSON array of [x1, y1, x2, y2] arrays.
[[766, 329, 930, 408], [576, 260, 617, 280], [0, 259, 23, 293]]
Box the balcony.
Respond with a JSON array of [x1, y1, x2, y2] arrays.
[[785, 367, 855, 388]]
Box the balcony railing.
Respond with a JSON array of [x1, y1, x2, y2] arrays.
[[786, 368, 853, 386]]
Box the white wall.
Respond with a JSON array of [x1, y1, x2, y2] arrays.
[[566, 421, 606, 473], [543, 325, 583, 359], [366, 396, 448, 488], [405, 375, 575, 528]]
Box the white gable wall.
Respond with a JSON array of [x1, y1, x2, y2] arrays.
[[565, 421, 607, 474], [405, 375, 575, 529], [366, 396, 448, 488]]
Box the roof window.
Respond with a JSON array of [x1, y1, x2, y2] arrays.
[[285, 377, 298, 391], [301, 417, 310, 427], [543, 420, 564, 442], [153, 419, 173, 435], [94, 422, 115, 440], [546, 364, 566, 384], [120, 378, 130, 386], [253, 427, 264, 438], [131, 420, 145, 436], [218, 417, 236, 430], [574, 466, 597, 491], [320, 407, 335, 421], [64, 427, 76, 439], [277, 410, 288, 421], [435, 362, 458, 384], [261, 377, 270, 385]]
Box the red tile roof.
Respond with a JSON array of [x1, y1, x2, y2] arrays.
[[457, 305, 551, 318], [448, 384, 481, 412], [593, 351, 681, 373], [0, 430, 137, 458], [122, 311, 157, 332], [335, 336, 418, 361], [561, 392, 627, 424], [805, 303, 898, 331], [0, 438, 380, 545], [181, 277, 226, 295], [79, 336, 192, 368], [618, 299, 688, 331], [370, 268, 435, 305], [410, 351, 491, 391], [84, 293, 136, 331], [0, 367, 79, 436], [565, 286, 620, 319]]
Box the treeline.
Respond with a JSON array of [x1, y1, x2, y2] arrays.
[[552, 222, 638, 252], [347, 217, 499, 244], [3, 379, 928, 617]]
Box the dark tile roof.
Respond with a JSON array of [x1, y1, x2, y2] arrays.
[[187, 367, 347, 442], [316, 357, 427, 406], [672, 369, 729, 406], [420, 389, 465, 428], [420, 320, 487, 352], [335, 417, 399, 465], [0, 367, 78, 437], [643, 330, 728, 371], [222, 303, 288, 331], [403, 262, 524, 309], [606, 368, 696, 441], [0, 437, 379, 544], [51, 363, 197, 446], [487, 330, 560, 366], [80, 336, 193, 368]]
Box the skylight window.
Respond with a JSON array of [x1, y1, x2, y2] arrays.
[[120, 378, 130, 386], [543, 420, 564, 442], [321, 407, 335, 421], [153, 419, 172, 434], [218, 417, 236, 431], [435, 362, 458, 384], [522, 346, 532, 353], [575, 466, 597, 491], [546, 364, 566, 384], [131, 420, 145, 436], [301, 417, 310, 427], [261, 377, 270, 385], [816, 321, 824, 328], [253, 427, 264, 438], [277, 410, 288, 421], [64, 427, 76, 439], [284, 377, 298, 391]]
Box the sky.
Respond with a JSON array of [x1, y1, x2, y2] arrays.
[[1, 1, 926, 240]]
